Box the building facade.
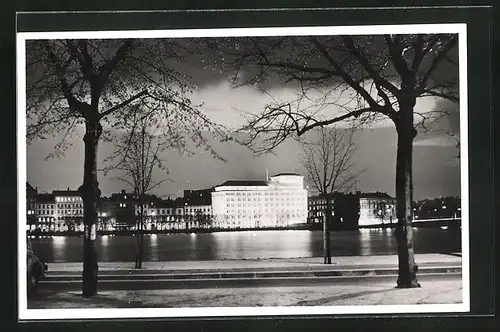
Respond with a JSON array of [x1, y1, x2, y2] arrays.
[[29, 188, 85, 233], [212, 173, 308, 229], [53, 189, 84, 232], [136, 198, 181, 231], [358, 192, 395, 226], [108, 190, 137, 231], [413, 196, 461, 220], [34, 193, 55, 232], [97, 197, 115, 231], [181, 188, 214, 228], [307, 195, 331, 224], [307, 193, 360, 230], [26, 183, 38, 230]]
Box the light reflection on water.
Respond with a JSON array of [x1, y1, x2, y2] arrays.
[[211, 230, 313, 260], [100, 235, 109, 261], [359, 229, 373, 256], [30, 228, 461, 263], [50, 236, 67, 262], [150, 234, 158, 261]]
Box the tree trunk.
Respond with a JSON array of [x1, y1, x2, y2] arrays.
[[80, 121, 102, 297], [323, 196, 332, 264], [135, 203, 144, 269], [139, 216, 145, 266], [394, 109, 420, 288]]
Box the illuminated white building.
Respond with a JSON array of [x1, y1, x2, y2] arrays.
[[358, 192, 396, 226], [211, 173, 308, 229], [31, 189, 85, 233], [134, 200, 185, 231], [53, 189, 84, 232]]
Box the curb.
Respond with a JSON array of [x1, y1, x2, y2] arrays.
[[45, 266, 462, 281], [46, 261, 462, 275]]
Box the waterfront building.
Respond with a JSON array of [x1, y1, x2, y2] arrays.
[[140, 198, 181, 231], [307, 193, 360, 230], [307, 195, 331, 224], [308, 191, 395, 228], [211, 173, 308, 229], [183, 204, 212, 229], [97, 197, 116, 231], [53, 189, 84, 232], [34, 193, 55, 232], [26, 183, 37, 231], [130, 194, 187, 231], [183, 204, 212, 217], [413, 196, 461, 220], [109, 190, 137, 231], [182, 188, 213, 228], [183, 188, 213, 205], [358, 192, 395, 226]]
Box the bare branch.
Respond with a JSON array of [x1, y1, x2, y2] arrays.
[[299, 126, 360, 196], [230, 34, 458, 156], [44, 42, 87, 116], [417, 35, 458, 93], [98, 39, 134, 76], [99, 89, 149, 119], [310, 37, 385, 112], [384, 35, 412, 79], [342, 36, 400, 97]]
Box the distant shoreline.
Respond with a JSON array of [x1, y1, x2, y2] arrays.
[[27, 218, 460, 237]]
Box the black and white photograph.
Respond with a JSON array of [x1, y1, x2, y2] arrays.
[[18, 23, 469, 320]]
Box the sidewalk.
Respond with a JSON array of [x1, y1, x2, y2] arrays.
[[47, 253, 462, 273], [29, 278, 464, 309], [28, 254, 464, 310]]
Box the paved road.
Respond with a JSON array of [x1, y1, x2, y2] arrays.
[[39, 272, 461, 291]]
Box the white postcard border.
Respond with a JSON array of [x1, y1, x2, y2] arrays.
[[17, 23, 470, 320]]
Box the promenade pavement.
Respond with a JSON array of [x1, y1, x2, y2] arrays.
[[29, 254, 464, 310], [29, 276, 464, 309], [47, 253, 462, 273]]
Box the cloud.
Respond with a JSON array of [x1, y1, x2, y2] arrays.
[[413, 135, 458, 147]]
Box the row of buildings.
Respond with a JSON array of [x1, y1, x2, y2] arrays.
[[26, 173, 398, 234]]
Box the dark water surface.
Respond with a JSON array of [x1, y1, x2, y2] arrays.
[[31, 228, 461, 263]]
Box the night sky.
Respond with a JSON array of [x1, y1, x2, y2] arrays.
[[24, 35, 462, 201]]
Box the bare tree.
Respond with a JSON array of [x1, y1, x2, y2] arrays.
[[224, 34, 458, 288], [299, 126, 359, 264], [25, 39, 227, 296], [107, 108, 171, 269]]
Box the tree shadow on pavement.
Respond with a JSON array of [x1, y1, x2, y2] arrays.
[[27, 291, 144, 309], [293, 288, 397, 306]]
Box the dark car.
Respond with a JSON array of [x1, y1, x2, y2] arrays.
[[27, 238, 47, 295]]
